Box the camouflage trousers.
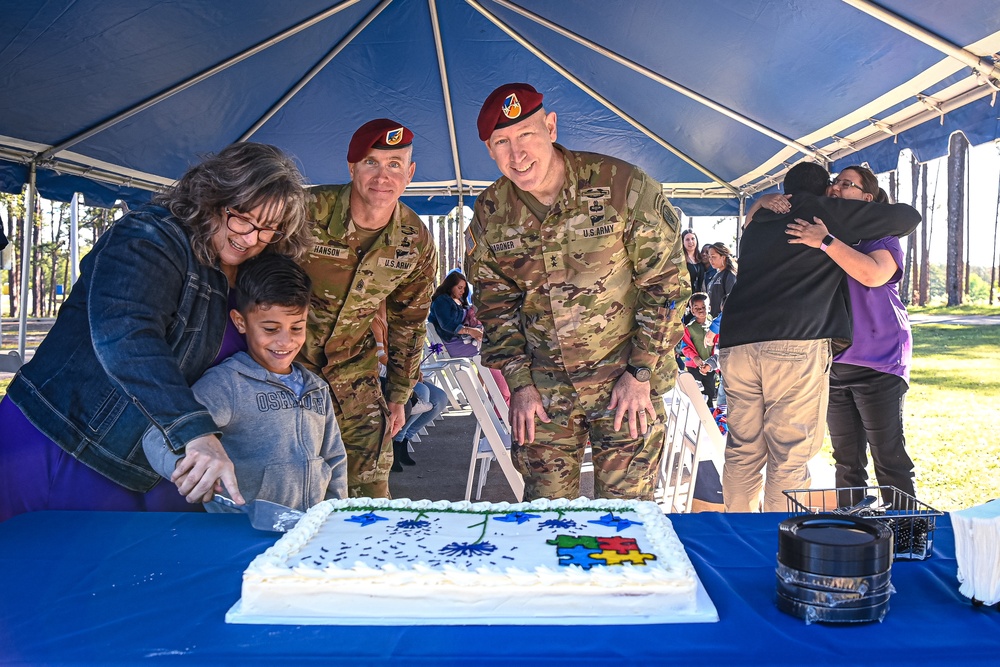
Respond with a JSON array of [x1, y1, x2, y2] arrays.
[[329, 372, 393, 499], [512, 377, 667, 501]]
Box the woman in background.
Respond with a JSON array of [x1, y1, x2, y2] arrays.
[[681, 229, 705, 292], [701, 244, 718, 288], [705, 242, 737, 318], [429, 271, 510, 403]]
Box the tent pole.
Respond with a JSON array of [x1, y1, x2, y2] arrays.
[[428, 0, 464, 200], [842, 0, 1000, 86], [39, 0, 367, 160], [468, 0, 739, 196], [491, 0, 822, 162], [18, 162, 37, 361], [457, 194, 465, 259], [737, 195, 746, 252], [240, 0, 393, 141], [70, 193, 80, 287]]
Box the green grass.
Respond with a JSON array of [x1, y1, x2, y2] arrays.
[[908, 303, 1000, 316], [899, 324, 1000, 510], [811, 321, 1000, 512]]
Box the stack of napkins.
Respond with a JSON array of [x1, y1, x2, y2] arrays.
[[952, 500, 1000, 605]]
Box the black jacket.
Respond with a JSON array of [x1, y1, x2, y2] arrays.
[[719, 194, 920, 355]]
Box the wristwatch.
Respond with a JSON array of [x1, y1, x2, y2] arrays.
[[625, 364, 652, 382], [820, 234, 836, 252]]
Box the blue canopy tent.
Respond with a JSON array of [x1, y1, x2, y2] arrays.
[[2, 0, 1000, 358]]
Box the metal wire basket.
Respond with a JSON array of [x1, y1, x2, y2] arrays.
[[783, 486, 943, 561]]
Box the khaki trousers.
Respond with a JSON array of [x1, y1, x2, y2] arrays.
[[719, 339, 831, 512]]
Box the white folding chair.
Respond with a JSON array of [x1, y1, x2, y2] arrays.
[[447, 359, 524, 501], [0, 350, 23, 373], [657, 372, 726, 513], [471, 355, 511, 430], [421, 322, 469, 410]]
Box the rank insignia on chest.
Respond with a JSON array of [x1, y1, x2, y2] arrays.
[[543, 250, 564, 271], [311, 244, 348, 259]]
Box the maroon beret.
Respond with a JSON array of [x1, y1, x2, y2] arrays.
[[477, 83, 544, 141], [347, 118, 413, 163]]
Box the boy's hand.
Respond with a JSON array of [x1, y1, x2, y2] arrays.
[[171, 435, 242, 504]]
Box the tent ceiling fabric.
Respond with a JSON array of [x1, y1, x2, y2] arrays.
[[1, 0, 999, 215]]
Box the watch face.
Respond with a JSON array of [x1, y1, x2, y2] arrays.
[[634, 367, 652, 382]]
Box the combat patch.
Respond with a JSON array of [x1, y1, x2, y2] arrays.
[[580, 187, 610, 226], [579, 187, 611, 200]]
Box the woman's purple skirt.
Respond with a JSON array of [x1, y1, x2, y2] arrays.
[[0, 396, 200, 523], [0, 298, 245, 523]]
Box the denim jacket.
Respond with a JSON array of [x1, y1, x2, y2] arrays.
[[7, 205, 229, 492]]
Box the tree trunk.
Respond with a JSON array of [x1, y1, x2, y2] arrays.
[[945, 133, 966, 306], [919, 163, 930, 306], [446, 212, 455, 276], [437, 215, 447, 285], [3, 203, 16, 318], [991, 166, 1000, 305], [898, 168, 912, 305], [30, 206, 42, 317]]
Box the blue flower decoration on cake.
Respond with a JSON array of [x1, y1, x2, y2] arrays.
[[439, 541, 497, 557], [588, 512, 642, 532], [346, 512, 388, 527], [396, 519, 431, 530], [538, 518, 578, 531], [493, 511, 540, 525]]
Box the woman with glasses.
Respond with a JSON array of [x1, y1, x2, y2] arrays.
[[0, 142, 310, 522], [758, 165, 915, 501]]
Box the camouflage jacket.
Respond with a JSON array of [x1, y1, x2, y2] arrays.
[[465, 145, 690, 401], [299, 183, 437, 405]]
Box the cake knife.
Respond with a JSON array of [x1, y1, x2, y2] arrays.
[[211, 494, 304, 532]]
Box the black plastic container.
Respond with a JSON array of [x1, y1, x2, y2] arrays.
[[776, 514, 895, 624]]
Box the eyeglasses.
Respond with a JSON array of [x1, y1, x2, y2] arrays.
[[829, 178, 865, 193], [225, 207, 285, 244]]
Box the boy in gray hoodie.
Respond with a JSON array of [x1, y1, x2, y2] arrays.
[[143, 254, 347, 511]]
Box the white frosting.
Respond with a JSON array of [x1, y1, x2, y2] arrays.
[[238, 497, 701, 622]]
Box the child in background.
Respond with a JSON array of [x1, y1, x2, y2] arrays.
[[143, 254, 347, 511], [679, 292, 719, 409]]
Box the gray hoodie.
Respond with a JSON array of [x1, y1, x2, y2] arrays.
[[142, 351, 347, 511]]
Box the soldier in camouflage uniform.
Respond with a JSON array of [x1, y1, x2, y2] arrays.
[[466, 83, 690, 501], [298, 119, 437, 498]]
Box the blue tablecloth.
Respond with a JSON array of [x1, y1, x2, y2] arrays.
[[0, 510, 997, 666]]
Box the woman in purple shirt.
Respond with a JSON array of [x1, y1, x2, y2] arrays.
[[782, 165, 915, 502]]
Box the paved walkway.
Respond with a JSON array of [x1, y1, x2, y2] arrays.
[[908, 313, 1000, 326]]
